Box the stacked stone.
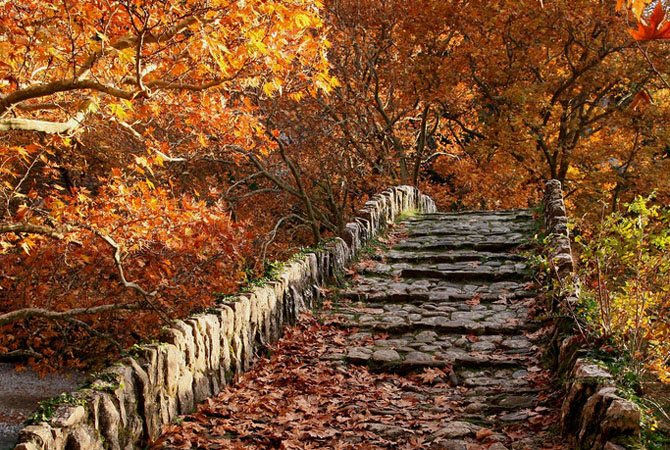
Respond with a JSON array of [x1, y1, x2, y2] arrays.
[[543, 179, 575, 280], [544, 180, 641, 450], [13, 185, 435, 450]]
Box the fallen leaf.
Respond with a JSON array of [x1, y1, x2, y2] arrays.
[[466, 293, 481, 305], [476, 427, 494, 440], [629, 3, 670, 40]]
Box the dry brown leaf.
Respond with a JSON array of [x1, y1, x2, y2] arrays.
[[475, 427, 495, 440]]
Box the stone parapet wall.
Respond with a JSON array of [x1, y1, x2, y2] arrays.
[[14, 186, 436, 450], [543, 180, 640, 450]]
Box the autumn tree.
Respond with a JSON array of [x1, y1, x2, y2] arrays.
[[219, 0, 472, 246], [425, 0, 670, 212], [0, 0, 333, 369]]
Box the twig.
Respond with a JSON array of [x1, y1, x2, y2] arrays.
[[64, 317, 123, 351], [636, 41, 670, 90], [0, 303, 143, 326]]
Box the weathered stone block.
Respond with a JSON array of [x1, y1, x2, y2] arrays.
[[218, 305, 234, 340], [176, 370, 194, 414], [93, 393, 121, 450], [102, 363, 137, 442], [124, 357, 159, 441], [158, 327, 186, 353], [136, 345, 161, 387], [160, 344, 180, 396], [249, 287, 269, 343], [18, 425, 55, 450], [51, 406, 85, 428], [220, 333, 231, 371], [63, 425, 103, 450], [202, 314, 221, 372], [172, 321, 196, 369], [232, 296, 251, 335], [304, 253, 318, 285], [230, 333, 243, 374], [190, 316, 211, 373], [349, 221, 363, 248], [601, 398, 641, 438], [192, 372, 212, 404]]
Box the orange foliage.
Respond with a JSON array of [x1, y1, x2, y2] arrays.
[[0, 0, 333, 370], [629, 3, 670, 40], [2, 0, 670, 376]]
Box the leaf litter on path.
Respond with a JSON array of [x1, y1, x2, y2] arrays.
[[152, 313, 568, 450]]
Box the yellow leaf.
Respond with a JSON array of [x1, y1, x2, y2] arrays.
[[294, 13, 312, 28], [20, 239, 34, 254], [262, 78, 282, 97], [290, 92, 305, 101], [118, 47, 135, 65], [110, 103, 129, 121], [198, 134, 208, 147]]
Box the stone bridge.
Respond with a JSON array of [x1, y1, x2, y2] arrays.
[[11, 183, 640, 450]]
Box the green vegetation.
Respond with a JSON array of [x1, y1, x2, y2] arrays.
[[27, 393, 86, 424]]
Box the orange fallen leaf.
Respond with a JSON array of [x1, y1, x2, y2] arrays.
[[466, 293, 481, 305], [476, 427, 494, 440], [630, 90, 652, 110], [629, 3, 670, 40]]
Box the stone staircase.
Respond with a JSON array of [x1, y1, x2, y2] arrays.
[[321, 210, 561, 448]]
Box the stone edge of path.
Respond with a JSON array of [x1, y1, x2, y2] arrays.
[[544, 179, 642, 450], [12, 185, 437, 450]]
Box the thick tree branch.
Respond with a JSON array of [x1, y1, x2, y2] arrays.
[[0, 110, 89, 133], [0, 80, 135, 116], [0, 222, 68, 239]]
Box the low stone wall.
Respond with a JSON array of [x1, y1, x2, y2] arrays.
[[543, 180, 641, 450], [14, 186, 436, 450]]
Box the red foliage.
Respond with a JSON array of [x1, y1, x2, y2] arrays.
[[630, 4, 670, 40]]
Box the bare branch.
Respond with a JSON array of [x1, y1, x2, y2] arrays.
[[0, 349, 43, 362], [0, 303, 144, 326], [64, 317, 123, 351], [88, 228, 157, 298]]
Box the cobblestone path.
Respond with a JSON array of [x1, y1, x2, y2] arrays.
[[155, 210, 567, 450], [320, 210, 565, 448]]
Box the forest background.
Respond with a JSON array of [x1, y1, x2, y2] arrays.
[[0, 0, 669, 401]]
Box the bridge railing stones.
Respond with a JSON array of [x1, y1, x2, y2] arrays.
[[544, 180, 641, 450], [13, 186, 436, 450]]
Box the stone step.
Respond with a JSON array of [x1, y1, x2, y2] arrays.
[[399, 267, 529, 282], [405, 227, 535, 237], [343, 329, 535, 356], [380, 250, 528, 264], [341, 320, 537, 336], [360, 386, 542, 416], [357, 261, 531, 283], [394, 237, 529, 252], [412, 211, 533, 224], [341, 279, 537, 303], [343, 290, 537, 304], [404, 218, 535, 232], [345, 346, 530, 373], [332, 304, 536, 335], [341, 340, 536, 377], [415, 209, 533, 218]]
